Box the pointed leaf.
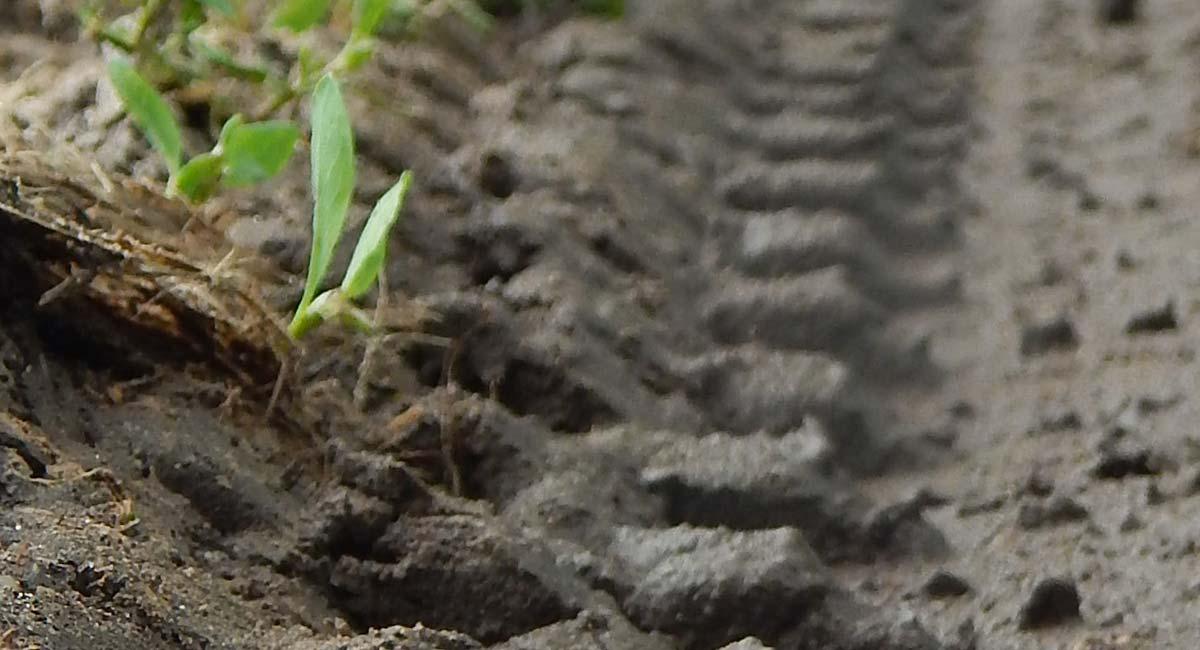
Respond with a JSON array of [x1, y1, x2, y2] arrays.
[[352, 0, 391, 38], [107, 58, 183, 174], [336, 38, 376, 73], [390, 0, 418, 20], [198, 0, 235, 16], [580, 0, 624, 18], [272, 0, 331, 31], [289, 74, 355, 336], [341, 171, 412, 299], [180, 0, 206, 32], [173, 152, 225, 202], [221, 120, 300, 186], [218, 113, 245, 149]]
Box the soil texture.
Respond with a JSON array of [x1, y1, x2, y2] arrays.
[[1, 0, 1199, 648]]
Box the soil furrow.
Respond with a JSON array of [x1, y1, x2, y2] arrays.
[[17, 0, 1197, 648]]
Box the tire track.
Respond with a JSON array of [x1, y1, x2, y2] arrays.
[[306, 0, 982, 642], [0, 1, 987, 647], [858, 1, 1200, 647]]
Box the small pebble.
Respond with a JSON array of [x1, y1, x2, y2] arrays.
[[1125, 301, 1178, 335], [1018, 496, 1089, 530], [924, 570, 972, 599], [1146, 482, 1166, 505], [1036, 408, 1083, 434], [1115, 249, 1136, 271], [1020, 316, 1080, 357], [1098, 0, 1139, 25], [1136, 394, 1181, 415], [1118, 512, 1143, 533], [1022, 472, 1054, 498], [1093, 449, 1160, 480], [949, 401, 976, 420], [1018, 577, 1082, 629], [1136, 192, 1159, 210]]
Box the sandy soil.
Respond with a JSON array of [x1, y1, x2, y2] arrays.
[[854, 1, 1200, 648], [1, 0, 1199, 648]]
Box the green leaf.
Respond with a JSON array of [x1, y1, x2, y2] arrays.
[[220, 119, 300, 186], [287, 294, 326, 338], [218, 113, 245, 148], [341, 171, 412, 299], [289, 287, 373, 338], [273, 0, 331, 31], [335, 39, 376, 74], [297, 46, 325, 91], [289, 74, 356, 337], [191, 38, 270, 83], [107, 58, 184, 174], [580, 0, 623, 18], [390, 0, 418, 20], [198, 0, 235, 16], [352, 0, 391, 38], [172, 152, 225, 202], [180, 0, 206, 33]]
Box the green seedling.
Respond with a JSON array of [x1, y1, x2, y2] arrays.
[[108, 57, 301, 202], [288, 74, 414, 339], [294, 73, 355, 322], [99, 0, 623, 201], [172, 151, 224, 200], [107, 58, 184, 175], [101, 5, 413, 344], [218, 117, 302, 186], [173, 115, 301, 201], [97, 0, 631, 344], [190, 40, 271, 83], [97, 0, 388, 203], [273, 0, 334, 32], [353, 0, 394, 38]]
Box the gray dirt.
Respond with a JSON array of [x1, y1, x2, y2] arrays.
[[1, 0, 1199, 648]]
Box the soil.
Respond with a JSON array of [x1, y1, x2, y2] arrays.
[[0, 0, 1199, 648]]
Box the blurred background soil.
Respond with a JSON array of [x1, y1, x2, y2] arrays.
[[2, 0, 1200, 648]]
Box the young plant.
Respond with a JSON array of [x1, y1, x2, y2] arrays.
[[288, 74, 414, 339], [98, 0, 394, 203], [107, 55, 301, 202], [107, 57, 185, 175], [99, 5, 413, 344], [174, 115, 301, 202]]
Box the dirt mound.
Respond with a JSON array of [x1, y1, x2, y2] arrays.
[[9, 0, 1195, 648]]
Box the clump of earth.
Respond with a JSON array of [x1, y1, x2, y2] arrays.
[[2, 0, 1199, 648]]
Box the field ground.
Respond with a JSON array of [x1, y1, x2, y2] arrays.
[[2, 0, 1200, 648]]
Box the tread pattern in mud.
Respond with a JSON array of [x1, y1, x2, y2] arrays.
[[0, 1, 982, 647], [458, 0, 978, 459], [258, 1, 983, 643]]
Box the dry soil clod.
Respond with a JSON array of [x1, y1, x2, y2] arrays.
[[1019, 577, 1083, 630]]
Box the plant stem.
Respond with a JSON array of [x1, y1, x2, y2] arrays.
[[287, 303, 324, 339], [132, 0, 167, 54], [253, 84, 299, 121], [95, 26, 137, 52]]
